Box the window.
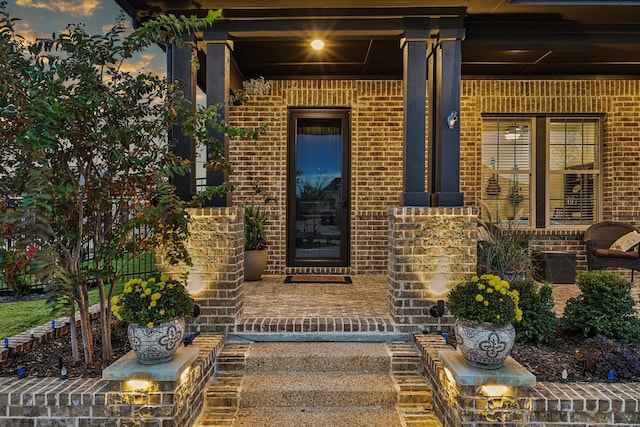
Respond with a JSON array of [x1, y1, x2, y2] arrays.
[[482, 116, 600, 228], [548, 118, 599, 226], [482, 118, 532, 226]]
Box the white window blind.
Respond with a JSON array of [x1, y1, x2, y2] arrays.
[[481, 118, 532, 226], [548, 118, 599, 226]]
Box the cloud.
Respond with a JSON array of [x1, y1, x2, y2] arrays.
[[16, 0, 102, 17], [120, 53, 166, 77], [12, 20, 46, 44]]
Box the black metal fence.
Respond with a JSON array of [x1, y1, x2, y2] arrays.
[[1, 235, 156, 295]]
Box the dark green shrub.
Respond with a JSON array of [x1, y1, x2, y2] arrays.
[[563, 271, 640, 343], [511, 279, 557, 346], [11, 275, 32, 296]]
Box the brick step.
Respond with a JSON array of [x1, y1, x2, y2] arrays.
[[195, 341, 441, 427]]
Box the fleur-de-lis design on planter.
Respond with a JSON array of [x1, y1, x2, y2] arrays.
[[479, 332, 507, 358], [159, 324, 182, 351]]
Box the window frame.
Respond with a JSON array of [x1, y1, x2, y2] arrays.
[[481, 114, 602, 229], [545, 116, 601, 229]]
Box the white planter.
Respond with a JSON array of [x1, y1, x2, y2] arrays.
[[127, 318, 185, 364], [454, 320, 516, 369]]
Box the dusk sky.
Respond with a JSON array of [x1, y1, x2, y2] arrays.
[[6, 0, 166, 76]]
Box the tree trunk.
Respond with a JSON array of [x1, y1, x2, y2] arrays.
[[98, 281, 112, 361], [77, 285, 93, 365], [68, 308, 79, 362]]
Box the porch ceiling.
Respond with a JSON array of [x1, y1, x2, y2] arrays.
[[115, 0, 640, 78]]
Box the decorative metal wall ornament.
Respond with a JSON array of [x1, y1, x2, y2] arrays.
[[509, 164, 523, 205], [486, 175, 501, 196], [485, 157, 501, 196], [509, 185, 524, 205]]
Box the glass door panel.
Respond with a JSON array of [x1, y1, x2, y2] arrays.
[[287, 110, 350, 267]]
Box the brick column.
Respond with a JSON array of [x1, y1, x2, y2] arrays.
[[388, 207, 477, 333], [157, 207, 244, 333]]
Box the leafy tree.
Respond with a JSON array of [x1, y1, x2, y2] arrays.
[[0, 3, 264, 364]]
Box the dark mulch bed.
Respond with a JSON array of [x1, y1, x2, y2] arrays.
[[511, 328, 640, 383], [0, 317, 131, 379]]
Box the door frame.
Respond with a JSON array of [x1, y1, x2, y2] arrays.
[[286, 108, 351, 267]]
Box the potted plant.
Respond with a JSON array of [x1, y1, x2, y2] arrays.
[[112, 274, 195, 364], [242, 175, 276, 281], [477, 202, 531, 282], [447, 274, 523, 369], [244, 204, 269, 280]]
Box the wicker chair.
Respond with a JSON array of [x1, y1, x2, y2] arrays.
[[584, 221, 640, 281]]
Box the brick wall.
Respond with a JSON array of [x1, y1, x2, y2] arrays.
[[388, 207, 477, 332], [228, 80, 404, 275], [461, 80, 640, 225], [416, 334, 640, 427], [0, 335, 224, 427], [228, 79, 640, 276], [156, 208, 244, 333]]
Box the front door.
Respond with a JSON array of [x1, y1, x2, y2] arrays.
[[287, 109, 351, 267]]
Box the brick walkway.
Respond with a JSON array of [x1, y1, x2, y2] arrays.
[[241, 275, 640, 323], [238, 275, 395, 333]]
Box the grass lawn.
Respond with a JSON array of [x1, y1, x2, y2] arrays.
[[1, 252, 153, 338], [0, 283, 125, 338]]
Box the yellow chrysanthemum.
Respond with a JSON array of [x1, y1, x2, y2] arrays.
[[147, 322, 155, 328], [475, 294, 484, 302], [515, 309, 523, 322]]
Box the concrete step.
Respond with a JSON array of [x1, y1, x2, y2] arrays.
[[239, 373, 397, 408], [231, 407, 405, 427], [244, 342, 391, 373], [196, 341, 441, 427]]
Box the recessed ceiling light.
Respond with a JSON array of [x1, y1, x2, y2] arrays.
[[310, 39, 325, 50]]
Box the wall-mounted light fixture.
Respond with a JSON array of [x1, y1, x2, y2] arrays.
[[447, 111, 458, 129]]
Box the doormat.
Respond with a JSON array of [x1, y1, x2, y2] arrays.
[[284, 275, 352, 284]]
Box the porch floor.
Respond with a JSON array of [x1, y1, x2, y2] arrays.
[[237, 275, 394, 334], [236, 274, 640, 335]]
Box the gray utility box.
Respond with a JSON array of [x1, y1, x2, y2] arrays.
[[532, 250, 576, 284]]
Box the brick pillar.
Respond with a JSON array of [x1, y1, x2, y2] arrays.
[[388, 207, 478, 333], [156, 207, 244, 333]]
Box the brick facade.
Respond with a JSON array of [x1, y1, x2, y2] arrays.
[[228, 80, 404, 276], [156, 208, 244, 333], [388, 207, 477, 332], [227, 79, 640, 277]]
